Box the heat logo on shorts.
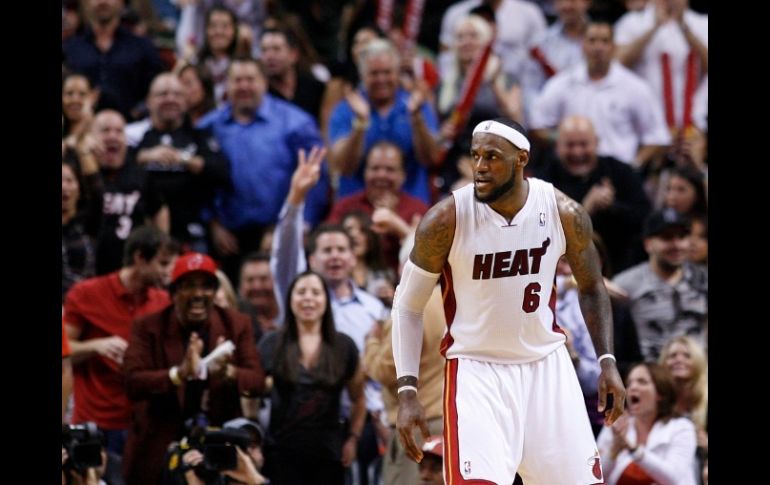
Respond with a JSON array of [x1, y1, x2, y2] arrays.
[[587, 450, 603, 482]]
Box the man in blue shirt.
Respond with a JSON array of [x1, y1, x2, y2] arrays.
[[328, 39, 441, 205], [197, 57, 331, 284]]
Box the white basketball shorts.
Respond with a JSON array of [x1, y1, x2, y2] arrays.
[[442, 346, 605, 484]]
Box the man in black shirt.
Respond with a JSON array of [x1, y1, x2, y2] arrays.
[[535, 116, 651, 274], [260, 26, 327, 123], [92, 110, 157, 275], [136, 73, 231, 253]]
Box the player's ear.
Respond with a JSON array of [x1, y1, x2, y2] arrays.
[[516, 149, 529, 169]]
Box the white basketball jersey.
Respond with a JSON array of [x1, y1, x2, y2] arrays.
[[441, 178, 567, 363]]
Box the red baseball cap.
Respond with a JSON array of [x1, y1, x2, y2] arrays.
[[422, 435, 443, 458], [171, 252, 218, 285]]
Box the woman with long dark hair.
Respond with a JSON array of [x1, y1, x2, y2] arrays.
[[62, 73, 101, 183], [195, 5, 245, 106], [176, 62, 217, 124], [258, 271, 365, 484], [663, 166, 708, 220], [62, 162, 96, 302], [62, 73, 96, 146]]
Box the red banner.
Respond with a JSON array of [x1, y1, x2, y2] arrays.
[[530, 46, 557, 78], [402, 0, 426, 50], [682, 50, 698, 131], [376, 0, 394, 33], [662, 50, 699, 136]]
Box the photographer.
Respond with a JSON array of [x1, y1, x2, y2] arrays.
[[123, 253, 265, 484], [170, 418, 268, 484], [62, 423, 108, 485]]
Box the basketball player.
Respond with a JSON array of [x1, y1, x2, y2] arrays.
[[391, 117, 626, 484]]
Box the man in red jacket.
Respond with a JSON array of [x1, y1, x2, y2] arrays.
[[122, 252, 265, 485]]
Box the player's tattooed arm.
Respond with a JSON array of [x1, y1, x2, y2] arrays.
[[557, 189, 612, 356], [558, 189, 626, 425], [410, 195, 456, 274]]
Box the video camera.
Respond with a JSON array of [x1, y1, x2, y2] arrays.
[[201, 427, 252, 471], [62, 423, 104, 472], [165, 415, 258, 483]]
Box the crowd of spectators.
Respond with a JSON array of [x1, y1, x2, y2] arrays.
[[62, 1, 708, 484]]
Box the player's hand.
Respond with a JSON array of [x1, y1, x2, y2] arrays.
[[396, 391, 430, 463], [598, 359, 626, 425]]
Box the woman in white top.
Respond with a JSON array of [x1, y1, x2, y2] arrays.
[[597, 362, 698, 485]]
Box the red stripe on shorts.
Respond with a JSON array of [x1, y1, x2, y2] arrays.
[[443, 359, 496, 484]]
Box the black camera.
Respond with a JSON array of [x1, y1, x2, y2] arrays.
[[201, 428, 252, 471], [62, 423, 104, 472]]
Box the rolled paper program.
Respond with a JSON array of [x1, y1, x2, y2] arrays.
[[202, 340, 235, 370]]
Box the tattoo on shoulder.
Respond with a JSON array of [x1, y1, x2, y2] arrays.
[[557, 190, 592, 244], [411, 197, 455, 272], [572, 203, 591, 241]]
